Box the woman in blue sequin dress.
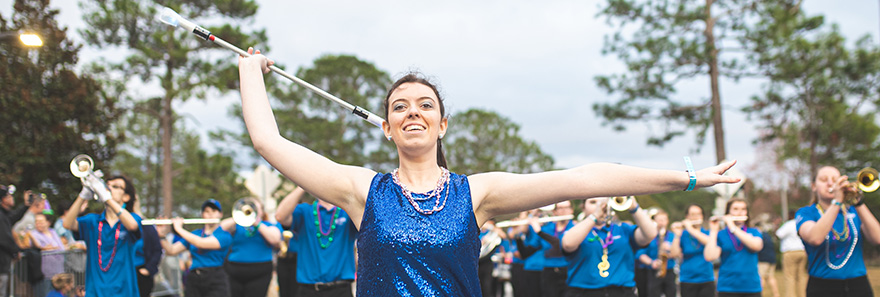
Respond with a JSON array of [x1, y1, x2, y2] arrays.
[[238, 47, 741, 296]]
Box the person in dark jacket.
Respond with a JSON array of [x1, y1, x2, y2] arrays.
[[0, 185, 31, 297], [133, 198, 162, 297]]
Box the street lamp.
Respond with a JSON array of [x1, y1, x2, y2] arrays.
[[0, 31, 43, 47]]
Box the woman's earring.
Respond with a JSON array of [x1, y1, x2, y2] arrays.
[[439, 134, 445, 140], [387, 135, 392, 141]]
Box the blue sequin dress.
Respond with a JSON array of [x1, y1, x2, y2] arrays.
[[357, 172, 482, 296]]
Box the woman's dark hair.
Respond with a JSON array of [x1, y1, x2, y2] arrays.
[[383, 72, 448, 169], [107, 175, 136, 213], [686, 204, 704, 218], [724, 197, 750, 225]]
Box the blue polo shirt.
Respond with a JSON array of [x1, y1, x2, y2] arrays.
[[643, 232, 676, 269], [717, 226, 762, 293], [228, 221, 282, 263], [182, 227, 232, 269], [75, 212, 143, 297], [796, 204, 866, 279], [565, 223, 640, 289], [678, 228, 714, 283], [539, 221, 574, 268], [290, 203, 357, 284], [523, 229, 545, 271]]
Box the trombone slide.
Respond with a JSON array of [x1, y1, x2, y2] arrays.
[[141, 218, 221, 225], [495, 215, 574, 228]]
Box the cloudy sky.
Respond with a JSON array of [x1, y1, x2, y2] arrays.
[[2, 0, 878, 183]]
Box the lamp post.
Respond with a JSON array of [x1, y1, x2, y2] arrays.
[[0, 31, 43, 47]]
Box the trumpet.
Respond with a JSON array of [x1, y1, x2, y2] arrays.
[[829, 167, 879, 205], [69, 154, 95, 180], [604, 196, 634, 226], [233, 199, 258, 227]]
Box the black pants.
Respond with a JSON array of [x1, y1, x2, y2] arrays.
[[479, 259, 496, 297], [185, 267, 231, 297], [564, 286, 637, 297], [807, 275, 874, 297], [679, 281, 716, 297], [277, 253, 298, 297], [225, 261, 274, 297], [647, 269, 676, 297], [635, 267, 649, 297], [136, 266, 154, 297], [510, 263, 528, 297], [718, 293, 760, 297], [519, 269, 543, 297], [542, 266, 568, 297], [296, 282, 353, 297]]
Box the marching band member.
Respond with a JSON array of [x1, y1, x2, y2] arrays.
[[704, 198, 763, 297], [63, 175, 143, 297], [796, 166, 880, 297], [512, 210, 544, 297], [276, 187, 358, 296], [561, 197, 656, 297], [638, 210, 675, 297], [275, 189, 305, 297], [669, 204, 715, 297], [159, 199, 233, 297], [530, 201, 575, 297], [239, 49, 740, 295], [220, 198, 282, 297]]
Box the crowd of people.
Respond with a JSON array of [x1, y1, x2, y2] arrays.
[[0, 53, 878, 297]]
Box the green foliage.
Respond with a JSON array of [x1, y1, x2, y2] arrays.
[[0, 0, 121, 204], [111, 105, 248, 218], [742, 2, 880, 176], [80, 0, 266, 215], [593, 0, 760, 155], [445, 109, 555, 175]]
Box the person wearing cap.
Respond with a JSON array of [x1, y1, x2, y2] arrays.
[[219, 198, 282, 297], [159, 199, 232, 297], [276, 187, 358, 297], [62, 175, 143, 297], [1, 185, 31, 297]]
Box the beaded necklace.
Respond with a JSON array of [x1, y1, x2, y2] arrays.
[[97, 219, 121, 272], [392, 168, 451, 215], [725, 225, 747, 252], [815, 204, 858, 269], [816, 203, 850, 242], [314, 201, 339, 249]]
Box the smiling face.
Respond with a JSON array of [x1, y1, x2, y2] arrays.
[[383, 82, 448, 155]]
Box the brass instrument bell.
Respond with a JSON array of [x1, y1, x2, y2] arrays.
[[232, 199, 258, 227]]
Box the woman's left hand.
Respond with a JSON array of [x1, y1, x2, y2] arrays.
[[695, 160, 740, 189]]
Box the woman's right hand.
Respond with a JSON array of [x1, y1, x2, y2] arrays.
[[239, 47, 274, 74]]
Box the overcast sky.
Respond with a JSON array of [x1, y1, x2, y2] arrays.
[[2, 0, 878, 183]]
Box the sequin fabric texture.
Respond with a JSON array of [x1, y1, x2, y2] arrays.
[[357, 172, 482, 296]]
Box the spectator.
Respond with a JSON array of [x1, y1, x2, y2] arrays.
[[776, 210, 807, 297], [0, 185, 30, 297], [47, 273, 74, 297], [28, 213, 66, 297]]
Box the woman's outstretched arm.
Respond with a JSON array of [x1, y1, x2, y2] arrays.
[[238, 48, 375, 219], [471, 160, 739, 225]]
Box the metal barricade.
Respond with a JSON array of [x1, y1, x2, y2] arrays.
[[6, 249, 182, 297]]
